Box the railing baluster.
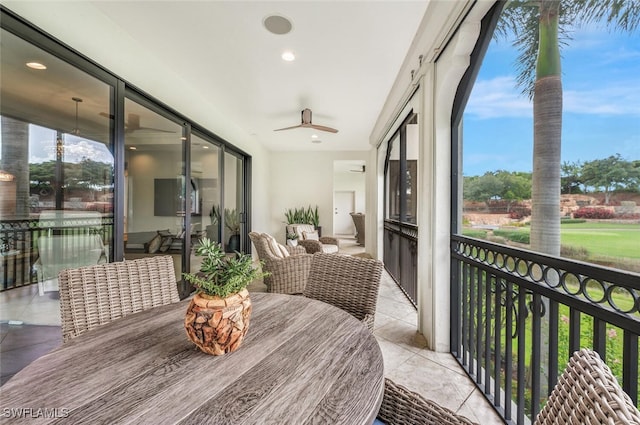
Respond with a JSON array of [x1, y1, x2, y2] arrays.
[[548, 300, 559, 396], [462, 261, 469, 367], [494, 276, 502, 409], [476, 267, 483, 384], [517, 288, 526, 425], [505, 279, 513, 421], [469, 264, 476, 377], [485, 273, 492, 394], [569, 308, 581, 355], [531, 293, 542, 419], [622, 331, 639, 405], [593, 318, 606, 359]]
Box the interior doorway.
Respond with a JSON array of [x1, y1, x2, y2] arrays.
[[334, 191, 355, 235]]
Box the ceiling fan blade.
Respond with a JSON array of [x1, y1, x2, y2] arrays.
[[309, 124, 338, 133], [274, 124, 303, 132]]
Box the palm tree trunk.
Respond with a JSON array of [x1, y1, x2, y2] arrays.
[[1, 116, 30, 218], [530, 1, 563, 407], [530, 0, 562, 257]]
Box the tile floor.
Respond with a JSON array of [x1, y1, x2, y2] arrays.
[[0, 237, 504, 423]]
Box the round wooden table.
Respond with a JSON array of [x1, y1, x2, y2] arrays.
[[0, 292, 384, 424]]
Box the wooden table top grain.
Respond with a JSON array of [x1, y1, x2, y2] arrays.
[[0, 292, 384, 425]]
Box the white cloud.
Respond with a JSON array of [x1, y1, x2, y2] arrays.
[[466, 76, 640, 119], [465, 76, 532, 119], [564, 83, 640, 116]]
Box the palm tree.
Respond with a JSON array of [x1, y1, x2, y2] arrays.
[[496, 0, 640, 256]]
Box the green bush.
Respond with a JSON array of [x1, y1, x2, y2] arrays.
[[560, 218, 586, 224], [462, 228, 488, 238], [493, 229, 530, 244]]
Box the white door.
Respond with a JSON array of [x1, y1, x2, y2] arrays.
[[334, 191, 355, 235]]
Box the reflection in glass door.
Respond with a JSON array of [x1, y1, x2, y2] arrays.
[[123, 98, 184, 281], [190, 134, 221, 271], [0, 28, 113, 291], [223, 152, 244, 253]]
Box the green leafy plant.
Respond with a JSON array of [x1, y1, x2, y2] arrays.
[[224, 208, 240, 235], [284, 205, 320, 226], [286, 232, 299, 240], [209, 205, 221, 225], [183, 237, 268, 298]]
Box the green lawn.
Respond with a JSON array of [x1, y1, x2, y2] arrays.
[[559, 222, 640, 259], [464, 221, 640, 260]]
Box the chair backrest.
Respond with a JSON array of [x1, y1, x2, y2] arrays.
[[378, 378, 478, 425], [303, 253, 382, 331], [58, 255, 180, 342], [534, 348, 640, 424]]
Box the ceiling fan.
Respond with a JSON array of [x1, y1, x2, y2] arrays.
[[99, 112, 175, 134], [274, 108, 338, 133]]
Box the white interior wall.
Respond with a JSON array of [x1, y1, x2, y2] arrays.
[[333, 170, 366, 212], [267, 151, 369, 244]]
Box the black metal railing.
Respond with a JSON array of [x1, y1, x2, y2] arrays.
[[1, 215, 113, 291], [450, 235, 639, 425], [384, 220, 418, 306]]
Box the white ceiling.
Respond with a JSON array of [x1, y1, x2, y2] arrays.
[[4, 1, 428, 152]]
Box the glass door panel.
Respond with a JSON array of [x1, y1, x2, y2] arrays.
[[0, 29, 113, 291], [223, 152, 244, 253], [123, 98, 184, 280]]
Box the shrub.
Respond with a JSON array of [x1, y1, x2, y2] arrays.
[[560, 218, 586, 224], [462, 228, 488, 239], [573, 207, 614, 219], [509, 207, 531, 220], [493, 229, 530, 244]]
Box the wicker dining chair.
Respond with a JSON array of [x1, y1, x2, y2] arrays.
[[534, 348, 640, 424], [58, 255, 180, 342], [376, 378, 478, 425], [303, 253, 382, 332], [249, 232, 313, 294]]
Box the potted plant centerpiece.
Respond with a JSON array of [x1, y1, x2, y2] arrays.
[[183, 237, 268, 355]]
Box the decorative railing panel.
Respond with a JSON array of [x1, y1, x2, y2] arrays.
[[451, 235, 639, 424], [384, 220, 418, 306], [1, 215, 113, 291]]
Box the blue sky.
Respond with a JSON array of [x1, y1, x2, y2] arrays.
[[463, 23, 640, 177]]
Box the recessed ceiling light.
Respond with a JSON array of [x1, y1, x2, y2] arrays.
[[26, 62, 46, 70], [281, 51, 295, 62], [263, 15, 293, 35], [203, 146, 209, 149], [129, 146, 137, 150], [311, 134, 318, 139]]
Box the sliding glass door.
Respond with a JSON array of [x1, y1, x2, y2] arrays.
[[0, 28, 114, 291]]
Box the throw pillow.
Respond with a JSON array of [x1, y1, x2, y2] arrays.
[[261, 233, 284, 258], [303, 230, 319, 241], [145, 233, 162, 254], [277, 243, 290, 258]]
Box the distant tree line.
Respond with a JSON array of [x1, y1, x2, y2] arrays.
[[464, 154, 640, 206], [29, 158, 114, 196]]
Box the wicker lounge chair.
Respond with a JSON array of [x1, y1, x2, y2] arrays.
[[535, 348, 640, 424], [58, 255, 180, 342], [249, 232, 313, 294], [377, 378, 478, 425], [286, 224, 339, 254], [303, 253, 382, 332]]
